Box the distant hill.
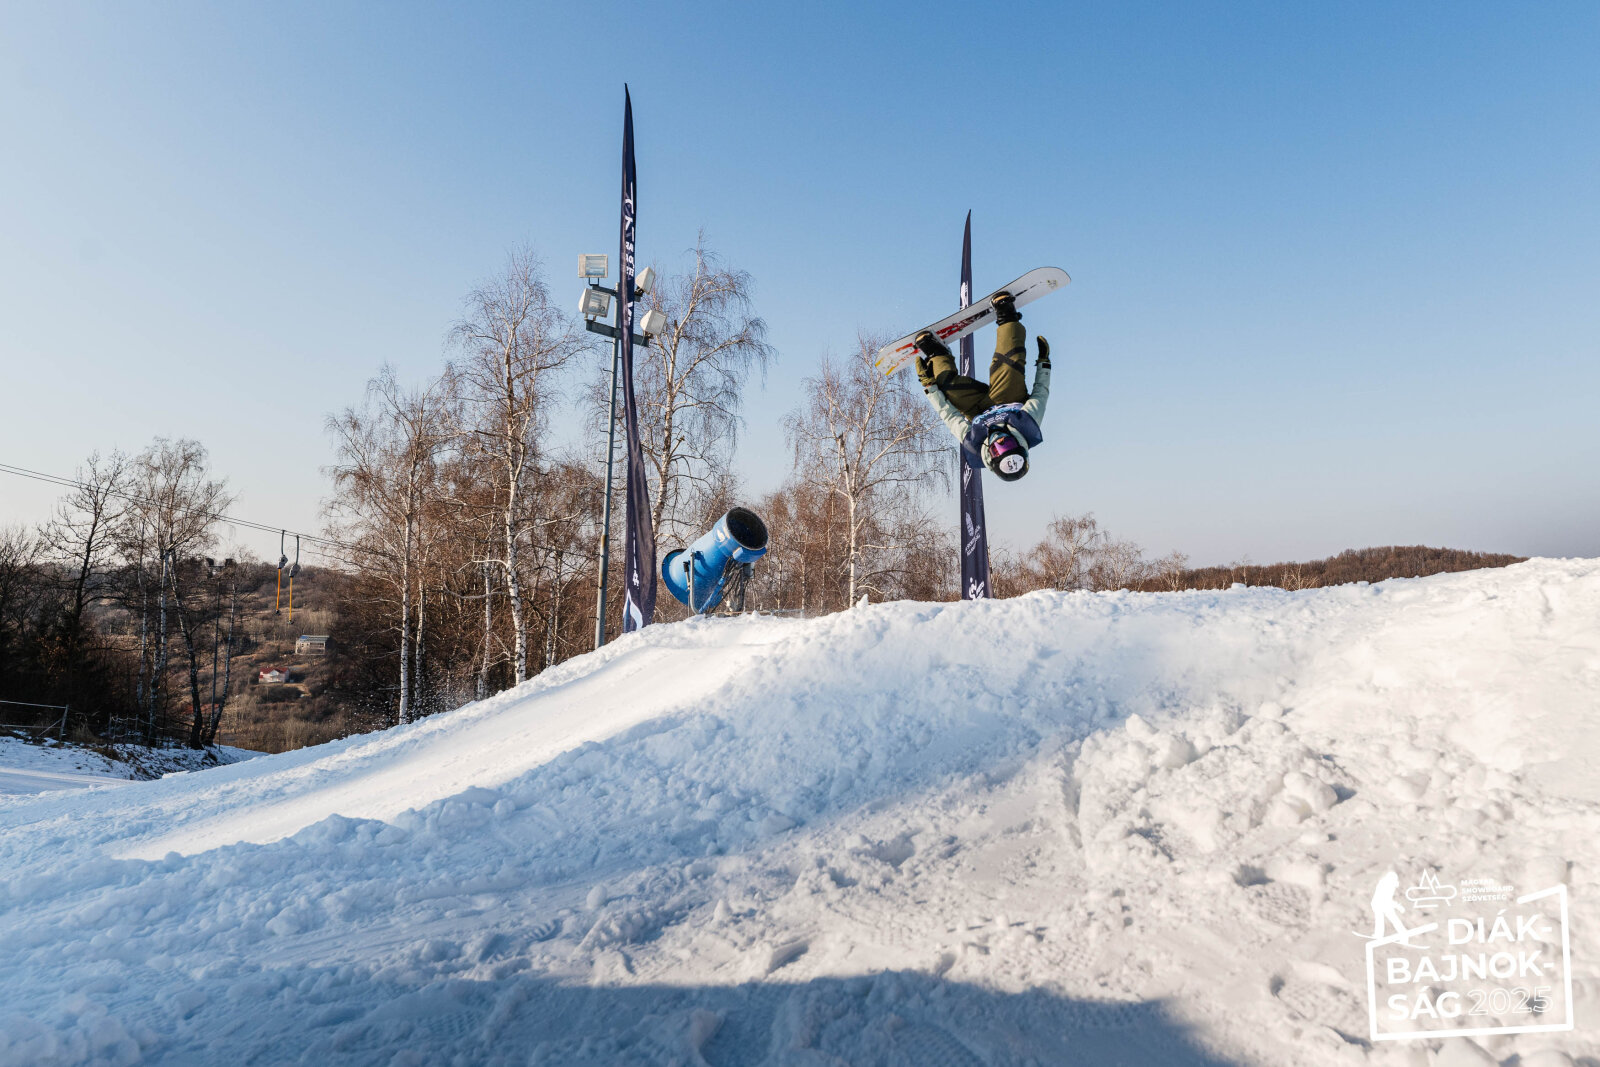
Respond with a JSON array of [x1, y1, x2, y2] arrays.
[[1134, 545, 1527, 592]]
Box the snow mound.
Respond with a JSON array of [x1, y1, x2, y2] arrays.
[[2, 559, 1598, 1065]]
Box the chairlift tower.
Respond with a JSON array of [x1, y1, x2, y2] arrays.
[[275, 531, 288, 615]]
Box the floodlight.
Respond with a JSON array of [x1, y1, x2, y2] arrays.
[[639, 308, 667, 337], [635, 266, 657, 297], [578, 288, 613, 320], [579, 254, 609, 279]]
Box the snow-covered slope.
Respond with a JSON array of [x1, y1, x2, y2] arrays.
[[0, 739, 256, 797], [0, 761, 132, 796], [2, 560, 1597, 1066]]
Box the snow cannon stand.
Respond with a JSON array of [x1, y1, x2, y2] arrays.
[[661, 507, 768, 615]]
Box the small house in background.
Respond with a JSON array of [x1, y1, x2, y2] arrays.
[[258, 668, 289, 685], [295, 635, 330, 656]]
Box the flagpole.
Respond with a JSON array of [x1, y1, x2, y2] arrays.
[[617, 85, 656, 633], [586, 87, 658, 645], [959, 210, 992, 599]]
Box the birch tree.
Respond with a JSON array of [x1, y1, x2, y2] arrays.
[[120, 439, 233, 747], [784, 335, 945, 604], [326, 367, 454, 724], [450, 250, 583, 683], [1090, 537, 1150, 591], [1032, 514, 1102, 591], [630, 237, 772, 546]]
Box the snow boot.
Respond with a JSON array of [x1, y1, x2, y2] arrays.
[[991, 291, 1021, 324], [914, 330, 953, 359]]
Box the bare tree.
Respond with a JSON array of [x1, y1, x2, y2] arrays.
[[1154, 550, 1191, 591], [784, 335, 946, 604], [42, 451, 128, 699], [425, 451, 504, 703], [326, 367, 455, 724], [0, 526, 42, 688], [450, 249, 584, 683], [120, 439, 233, 747], [987, 541, 1028, 599], [519, 458, 601, 668], [994, 513, 1160, 598], [202, 557, 240, 745], [749, 481, 837, 614], [1278, 562, 1317, 591], [628, 236, 773, 546], [1032, 514, 1103, 591], [1090, 536, 1149, 591]]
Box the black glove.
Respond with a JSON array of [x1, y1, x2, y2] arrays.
[[915, 355, 935, 389], [1035, 336, 1051, 369]]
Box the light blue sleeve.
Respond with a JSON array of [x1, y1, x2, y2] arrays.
[[1021, 362, 1051, 425], [924, 386, 972, 446]]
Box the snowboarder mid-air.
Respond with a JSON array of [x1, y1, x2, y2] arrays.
[[914, 290, 1050, 482]]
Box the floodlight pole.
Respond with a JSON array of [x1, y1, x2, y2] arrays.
[[593, 320, 622, 650], [583, 273, 653, 651]]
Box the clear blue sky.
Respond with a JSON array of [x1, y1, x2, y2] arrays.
[[2, 2, 1596, 566]]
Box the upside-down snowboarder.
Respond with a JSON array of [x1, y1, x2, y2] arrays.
[[913, 291, 1050, 482]]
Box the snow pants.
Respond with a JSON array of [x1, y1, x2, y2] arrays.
[[928, 321, 1030, 419]]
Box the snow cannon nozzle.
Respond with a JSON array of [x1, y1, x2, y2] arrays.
[[661, 507, 770, 615], [722, 507, 768, 555]]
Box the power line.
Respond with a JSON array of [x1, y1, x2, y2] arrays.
[[0, 461, 344, 550], [0, 461, 600, 563]]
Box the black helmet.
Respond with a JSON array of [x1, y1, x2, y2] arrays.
[[982, 429, 1029, 481]]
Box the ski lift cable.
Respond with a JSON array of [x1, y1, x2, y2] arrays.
[[0, 461, 600, 562], [0, 461, 347, 551]]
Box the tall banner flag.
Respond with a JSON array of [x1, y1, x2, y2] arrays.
[[959, 211, 992, 599], [619, 87, 656, 632]]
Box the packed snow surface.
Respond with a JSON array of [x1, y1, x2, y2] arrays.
[[0, 738, 255, 796], [0, 763, 131, 796], [2, 559, 1597, 1065]]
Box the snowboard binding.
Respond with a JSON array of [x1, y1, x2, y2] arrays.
[[990, 290, 1020, 324], [914, 330, 952, 360]]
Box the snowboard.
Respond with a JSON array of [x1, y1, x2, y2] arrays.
[[875, 266, 1071, 375]]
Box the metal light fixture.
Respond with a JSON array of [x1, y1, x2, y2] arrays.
[[634, 265, 656, 297], [579, 287, 613, 320], [579, 254, 609, 279], [639, 307, 667, 337]]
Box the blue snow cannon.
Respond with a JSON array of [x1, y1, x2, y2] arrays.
[[661, 507, 769, 614]]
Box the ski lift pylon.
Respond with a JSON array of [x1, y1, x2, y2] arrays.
[[275, 530, 287, 615], [288, 535, 300, 622]]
